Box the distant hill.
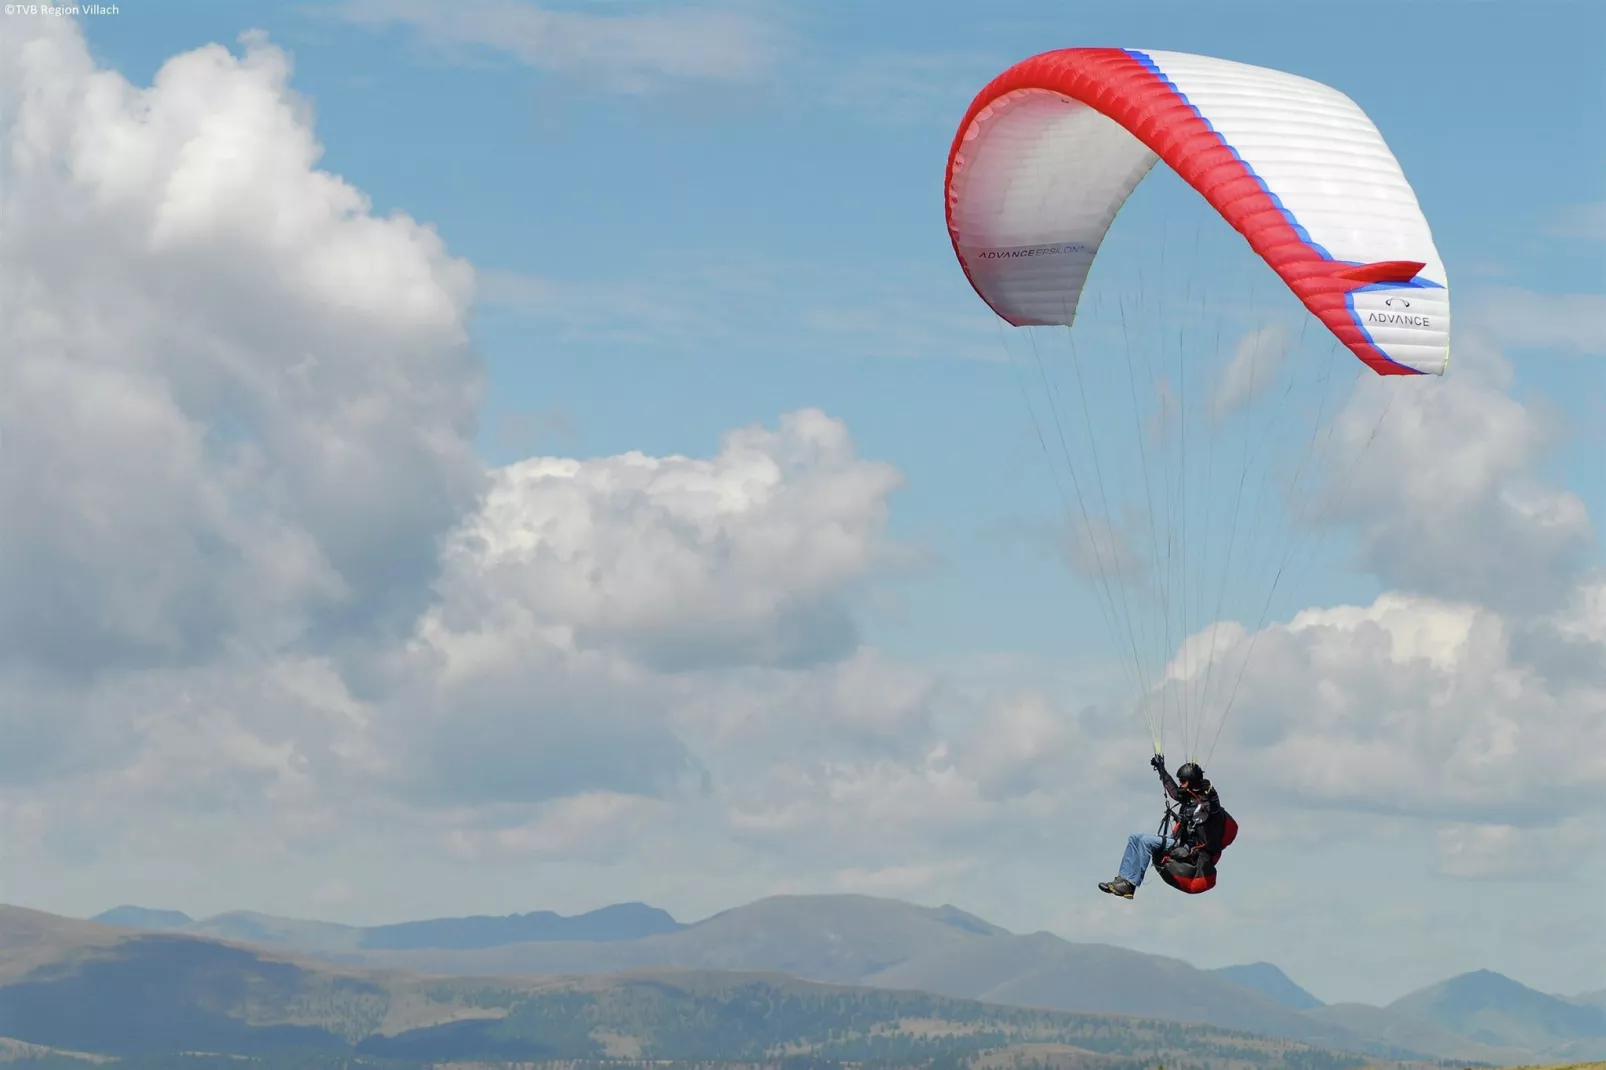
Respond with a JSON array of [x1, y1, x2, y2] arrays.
[[326, 895, 1007, 981], [855, 929, 1401, 1059], [323, 894, 1602, 1066], [1385, 970, 1606, 1059], [1213, 962, 1325, 1011], [0, 904, 1391, 1070], [57, 893, 1604, 1068], [1305, 1001, 1532, 1064], [91, 906, 193, 931], [317, 896, 1410, 1061], [0, 906, 136, 985], [360, 901, 685, 949], [99, 900, 685, 954]]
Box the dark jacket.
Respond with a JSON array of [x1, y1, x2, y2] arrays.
[[1157, 768, 1223, 856]]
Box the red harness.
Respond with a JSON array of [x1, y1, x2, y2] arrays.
[[1154, 806, 1238, 895]]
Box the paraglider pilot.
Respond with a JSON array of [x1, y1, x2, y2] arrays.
[[1099, 755, 1224, 899]]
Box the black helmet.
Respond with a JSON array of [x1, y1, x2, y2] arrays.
[[1177, 762, 1205, 787]]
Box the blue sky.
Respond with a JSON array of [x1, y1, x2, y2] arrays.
[[0, 0, 1601, 1005], [80, 0, 1606, 665]]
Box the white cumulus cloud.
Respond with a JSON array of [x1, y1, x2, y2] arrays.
[[1317, 336, 1593, 610], [0, 20, 483, 677], [1212, 586, 1606, 827], [432, 409, 903, 672]]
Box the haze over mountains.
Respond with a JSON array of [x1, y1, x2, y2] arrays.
[[86, 894, 1606, 1065]]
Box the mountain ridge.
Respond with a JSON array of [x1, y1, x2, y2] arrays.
[[1211, 962, 1325, 1011], [94, 900, 685, 952], [1384, 970, 1606, 1059], [68, 893, 1602, 1065], [0, 905, 1412, 1070]]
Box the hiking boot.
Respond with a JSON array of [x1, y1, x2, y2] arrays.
[[1098, 878, 1135, 899]]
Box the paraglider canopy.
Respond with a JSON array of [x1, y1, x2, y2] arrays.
[[944, 47, 1450, 377]]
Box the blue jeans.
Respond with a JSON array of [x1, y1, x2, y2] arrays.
[[1119, 832, 1176, 887]]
